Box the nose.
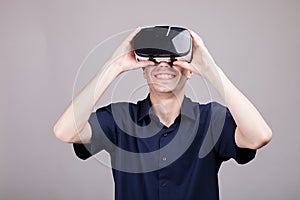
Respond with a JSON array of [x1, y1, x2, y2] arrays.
[[157, 61, 172, 68]]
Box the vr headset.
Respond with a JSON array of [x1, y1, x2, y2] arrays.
[[133, 26, 192, 65]]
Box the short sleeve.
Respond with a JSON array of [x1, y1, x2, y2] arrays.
[[212, 103, 256, 164], [73, 106, 116, 160]]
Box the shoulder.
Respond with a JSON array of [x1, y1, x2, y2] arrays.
[[94, 100, 144, 122], [199, 101, 225, 109], [197, 101, 234, 128], [199, 101, 228, 115]]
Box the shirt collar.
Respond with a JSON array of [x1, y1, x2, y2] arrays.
[[137, 94, 198, 122]]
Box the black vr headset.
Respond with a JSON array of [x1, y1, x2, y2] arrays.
[[133, 26, 192, 65]]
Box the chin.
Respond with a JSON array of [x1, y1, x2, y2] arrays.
[[148, 79, 186, 95], [151, 83, 176, 93], [154, 88, 174, 94]]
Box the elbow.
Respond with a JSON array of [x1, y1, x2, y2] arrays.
[[264, 128, 273, 145], [53, 123, 75, 143], [237, 125, 273, 150], [252, 127, 273, 149]]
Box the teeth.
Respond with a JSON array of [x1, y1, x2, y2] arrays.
[[155, 74, 175, 79]]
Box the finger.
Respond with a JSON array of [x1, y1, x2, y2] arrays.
[[173, 60, 193, 71], [189, 30, 204, 46], [173, 60, 201, 75], [124, 27, 141, 44], [120, 27, 142, 53], [136, 60, 155, 69], [189, 30, 211, 58], [173, 60, 189, 68]]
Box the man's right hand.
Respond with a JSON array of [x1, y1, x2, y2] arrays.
[[53, 27, 154, 144], [106, 27, 154, 75]]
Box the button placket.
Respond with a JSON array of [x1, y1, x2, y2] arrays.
[[158, 125, 174, 199], [159, 129, 169, 168]]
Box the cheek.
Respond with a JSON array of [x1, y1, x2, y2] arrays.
[[143, 66, 155, 76], [172, 66, 188, 77], [143, 69, 152, 80]]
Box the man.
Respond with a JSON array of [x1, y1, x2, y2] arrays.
[[53, 27, 272, 200]]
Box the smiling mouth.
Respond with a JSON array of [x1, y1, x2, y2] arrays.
[[154, 73, 176, 80]]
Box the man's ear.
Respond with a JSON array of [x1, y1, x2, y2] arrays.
[[143, 68, 147, 79], [186, 70, 193, 80]]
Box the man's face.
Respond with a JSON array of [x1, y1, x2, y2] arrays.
[[143, 62, 191, 95]]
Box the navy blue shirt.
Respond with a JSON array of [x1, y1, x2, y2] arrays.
[[73, 95, 256, 200]]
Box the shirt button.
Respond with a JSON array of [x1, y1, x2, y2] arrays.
[[162, 157, 167, 161], [163, 133, 168, 137], [161, 182, 167, 187]]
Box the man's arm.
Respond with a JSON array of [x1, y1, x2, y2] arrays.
[[174, 30, 272, 150], [53, 28, 154, 144], [209, 67, 272, 149]]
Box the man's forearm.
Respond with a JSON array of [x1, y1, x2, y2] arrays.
[[204, 66, 272, 149], [53, 62, 120, 143]]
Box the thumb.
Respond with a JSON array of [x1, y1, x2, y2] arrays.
[[136, 60, 155, 69]]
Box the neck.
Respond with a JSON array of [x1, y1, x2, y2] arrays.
[[149, 91, 185, 127]]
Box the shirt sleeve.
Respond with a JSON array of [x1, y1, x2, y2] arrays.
[[73, 105, 116, 160], [212, 102, 256, 164]]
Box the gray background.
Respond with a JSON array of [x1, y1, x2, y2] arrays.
[[0, 0, 299, 199]]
